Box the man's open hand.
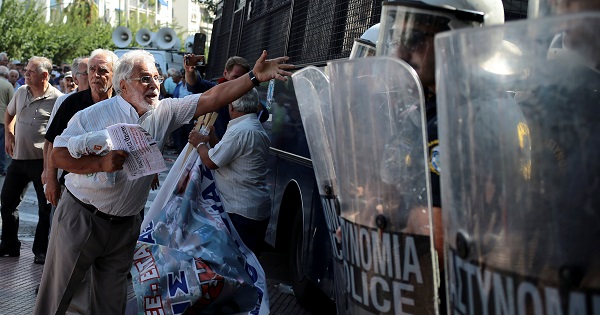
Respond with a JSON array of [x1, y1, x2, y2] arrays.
[[252, 50, 295, 82]]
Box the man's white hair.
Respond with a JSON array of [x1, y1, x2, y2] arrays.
[[29, 56, 53, 74], [0, 66, 9, 78], [89, 49, 118, 69], [113, 50, 155, 94], [231, 88, 259, 113], [167, 68, 178, 77]]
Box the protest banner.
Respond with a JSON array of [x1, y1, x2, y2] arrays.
[[132, 113, 269, 315]]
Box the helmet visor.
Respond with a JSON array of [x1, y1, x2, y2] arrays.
[[349, 38, 377, 59], [378, 2, 484, 57]]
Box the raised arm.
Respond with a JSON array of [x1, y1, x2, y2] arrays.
[[193, 50, 293, 118], [184, 59, 198, 86]]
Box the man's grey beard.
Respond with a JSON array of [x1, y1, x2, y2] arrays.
[[137, 95, 158, 112], [139, 101, 156, 111]]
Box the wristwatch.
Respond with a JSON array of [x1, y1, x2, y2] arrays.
[[248, 70, 261, 87]]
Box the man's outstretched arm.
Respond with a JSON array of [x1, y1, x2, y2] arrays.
[[193, 50, 293, 118]]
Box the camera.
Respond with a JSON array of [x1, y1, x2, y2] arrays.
[[185, 55, 205, 67]]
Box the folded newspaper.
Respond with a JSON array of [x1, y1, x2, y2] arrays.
[[106, 123, 168, 180]]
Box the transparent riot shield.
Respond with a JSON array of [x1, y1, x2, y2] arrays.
[[292, 66, 337, 198], [294, 57, 438, 314], [292, 66, 347, 309], [435, 12, 600, 314]]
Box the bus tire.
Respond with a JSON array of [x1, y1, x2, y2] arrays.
[[290, 210, 336, 313]]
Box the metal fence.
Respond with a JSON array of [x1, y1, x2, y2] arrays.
[[205, 0, 528, 80]]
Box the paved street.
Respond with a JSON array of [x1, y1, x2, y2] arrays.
[[0, 151, 320, 314]]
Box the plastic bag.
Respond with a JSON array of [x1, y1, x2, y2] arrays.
[[66, 130, 116, 189]]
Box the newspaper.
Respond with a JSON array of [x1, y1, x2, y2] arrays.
[[106, 123, 167, 180]]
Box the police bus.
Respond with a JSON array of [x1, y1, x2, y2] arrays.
[[204, 0, 527, 312]]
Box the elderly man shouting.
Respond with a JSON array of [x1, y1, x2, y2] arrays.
[[34, 49, 293, 315]]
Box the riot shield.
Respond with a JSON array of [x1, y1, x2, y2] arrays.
[[435, 12, 600, 314], [294, 57, 438, 314], [292, 66, 347, 310], [292, 66, 337, 198]]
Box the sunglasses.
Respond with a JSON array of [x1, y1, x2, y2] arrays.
[[130, 75, 164, 84]]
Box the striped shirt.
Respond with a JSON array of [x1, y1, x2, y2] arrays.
[[54, 93, 200, 216], [209, 114, 271, 221]]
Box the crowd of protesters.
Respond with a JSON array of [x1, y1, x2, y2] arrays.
[[0, 48, 292, 314]]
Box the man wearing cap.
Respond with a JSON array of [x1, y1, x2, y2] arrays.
[[170, 68, 189, 152], [162, 67, 179, 97], [61, 71, 77, 94], [8, 69, 20, 91], [14, 60, 25, 87]]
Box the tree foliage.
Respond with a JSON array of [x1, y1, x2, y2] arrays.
[[0, 0, 114, 65], [192, 0, 218, 22]]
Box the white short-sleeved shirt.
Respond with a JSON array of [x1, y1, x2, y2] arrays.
[[54, 93, 200, 216], [209, 114, 271, 221]]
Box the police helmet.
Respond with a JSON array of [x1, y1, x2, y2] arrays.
[[377, 0, 504, 57], [349, 23, 380, 59]]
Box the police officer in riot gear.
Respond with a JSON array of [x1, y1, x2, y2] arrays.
[[375, 1, 505, 313], [434, 0, 600, 312], [293, 1, 505, 313], [377, 0, 504, 268], [516, 0, 600, 295]]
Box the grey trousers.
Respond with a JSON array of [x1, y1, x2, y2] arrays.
[[49, 185, 92, 315], [34, 192, 141, 315]]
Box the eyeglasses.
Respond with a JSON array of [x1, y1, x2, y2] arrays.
[[130, 75, 164, 84], [76, 71, 88, 76]]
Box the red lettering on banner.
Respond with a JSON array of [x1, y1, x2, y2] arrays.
[[144, 294, 165, 315], [133, 245, 160, 282], [193, 258, 225, 307]]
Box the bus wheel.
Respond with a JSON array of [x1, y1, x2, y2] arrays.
[[290, 210, 336, 313]]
